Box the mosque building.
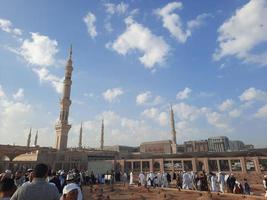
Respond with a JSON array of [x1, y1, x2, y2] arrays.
[[0, 47, 266, 176]]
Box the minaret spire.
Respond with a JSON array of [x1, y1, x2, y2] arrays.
[[78, 122, 83, 149], [100, 119, 104, 150], [27, 128, 32, 147], [170, 104, 177, 153], [34, 130, 38, 147], [55, 46, 73, 150], [69, 44, 72, 60]]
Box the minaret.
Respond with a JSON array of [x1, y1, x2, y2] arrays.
[[100, 119, 104, 150], [78, 122, 83, 149], [34, 130, 38, 146], [170, 104, 177, 154], [55, 46, 73, 150], [27, 128, 31, 147]]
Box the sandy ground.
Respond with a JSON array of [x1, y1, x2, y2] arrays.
[[82, 184, 267, 200]]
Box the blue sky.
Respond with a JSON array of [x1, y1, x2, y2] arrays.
[[0, 0, 267, 148]]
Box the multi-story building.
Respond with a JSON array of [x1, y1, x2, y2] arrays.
[[208, 136, 230, 152], [140, 140, 172, 154], [245, 144, 254, 150], [184, 140, 208, 152], [229, 140, 245, 151]]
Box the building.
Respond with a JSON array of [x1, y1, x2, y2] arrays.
[[229, 140, 245, 151], [140, 140, 172, 154], [208, 136, 230, 152], [55, 46, 73, 151], [103, 145, 138, 153], [170, 105, 177, 154], [176, 144, 185, 153], [245, 144, 254, 150], [184, 140, 208, 153], [2, 47, 266, 177]]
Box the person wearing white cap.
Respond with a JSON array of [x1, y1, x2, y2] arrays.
[[62, 173, 82, 200], [61, 183, 79, 200], [263, 175, 267, 197]]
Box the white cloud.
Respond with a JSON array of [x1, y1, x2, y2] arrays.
[[107, 17, 170, 69], [19, 32, 58, 66], [218, 99, 234, 111], [13, 88, 24, 100], [102, 87, 123, 103], [0, 87, 32, 145], [83, 12, 97, 39], [187, 13, 211, 30], [173, 102, 206, 121], [0, 18, 22, 36], [142, 107, 168, 126], [176, 87, 192, 100], [239, 87, 267, 102], [206, 112, 230, 129], [69, 110, 167, 147], [254, 104, 267, 118], [6, 32, 64, 94], [213, 0, 267, 66], [136, 91, 151, 105], [0, 85, 57, 147], [136, 91, 163, 106], [155, 2, 210, 43], [0, 85, 6, 98], [103, 2, 129, 15], [33, 68, 63, 94], [229, 109, 241, 118]]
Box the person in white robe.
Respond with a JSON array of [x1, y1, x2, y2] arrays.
[[129, 171, 134, 185], [138, 172, 145, 186], [162, 171, 168, 188], [146, 172, 154, 187], [217, 172, 225, 193], [210, 172, 218, 192], [182, 171, 192, 189]]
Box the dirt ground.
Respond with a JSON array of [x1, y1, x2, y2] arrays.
[[82, 184, 266, 200]]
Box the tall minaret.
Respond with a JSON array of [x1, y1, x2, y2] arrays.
[[170, 104, 177, 154], [55, 46, 73, 150], [34, 130, 38, 146], [100, 119, 104, 150], [27, 128, 31, 147], [78, 122, 83, 149]]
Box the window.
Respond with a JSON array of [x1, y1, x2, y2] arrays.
[[125, 162, 132, 171], [259, 159, 267, 171], [142, 161, 150, 171], [230, 160, 241, 171], [196, 161, 204, 171], [246, 160, 255, 171], [164, 160, 172, 171], [133, 161, 141, 172], [173, 160, 183, 171], [208, 160, 218, 171], [219, 160, 230, 171], [184, 161, 192, 171], [153, 161, 160, 171]]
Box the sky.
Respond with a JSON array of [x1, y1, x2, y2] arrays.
[[0, 0, 267, 148]]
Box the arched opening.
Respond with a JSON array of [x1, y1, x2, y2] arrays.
[[0, 155, 10, 161], [153, 161, 160, 172], [196, 161, 204, 171]]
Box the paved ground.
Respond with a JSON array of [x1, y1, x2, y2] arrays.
[[83, 184, 266, 200]]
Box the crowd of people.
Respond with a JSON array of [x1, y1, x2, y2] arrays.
[[136, 170, 267, 197], [0, 163, 83, 200], [1, 165, 267, 199]]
